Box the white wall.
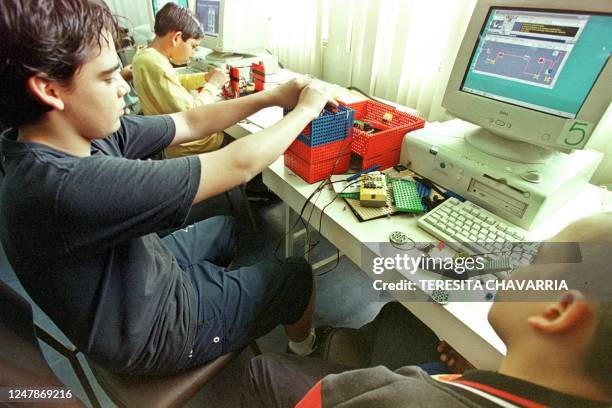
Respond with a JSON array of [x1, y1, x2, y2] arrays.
[[587, 103, 612, 188], [104, 0, 151, 30]]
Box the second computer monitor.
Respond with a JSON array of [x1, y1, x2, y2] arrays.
[[195, 0, 271, 54], [443, 0, 611, 158]]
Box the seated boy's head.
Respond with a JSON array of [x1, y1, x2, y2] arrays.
[[154, 3, 203, 65], [488, 212, 612, 399], [0, 0, 129, 136]]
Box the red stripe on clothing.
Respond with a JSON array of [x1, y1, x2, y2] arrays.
[[295, 380, 322, 408], [453, 380, 548, 408]]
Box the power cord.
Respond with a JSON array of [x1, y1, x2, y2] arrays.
[[273, 127, 353, 264]]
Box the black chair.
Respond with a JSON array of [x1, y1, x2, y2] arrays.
[[0, 279, 245, 408], [0, 280, 87, 407]]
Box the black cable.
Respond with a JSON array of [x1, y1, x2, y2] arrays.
[[311, 179, 361, 278], [272, 120, 353, 264], [273, 178, 353, 264], [272, 180, 327, 264], [314, 249, 341, 277], [300, 132, 359, 253]]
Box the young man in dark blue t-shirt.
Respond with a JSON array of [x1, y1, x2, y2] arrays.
[[0, 0, 333, 374]]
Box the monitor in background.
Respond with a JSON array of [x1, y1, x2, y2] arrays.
[[152, 0, 188, 14], [148, 0, 189, 32], [196, 0, 220, 38], [443, 0, 611, 164], [402, 0, 609, 230], [194, 0, 272, 61]]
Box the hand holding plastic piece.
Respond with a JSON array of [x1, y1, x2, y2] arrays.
[[267, 76, 311, 110], [205, 67, 228, 88], [267, 76, 337, 118], [296, 83, 337, 120]]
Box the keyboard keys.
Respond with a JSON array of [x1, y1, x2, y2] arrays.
[[416, 198, 529, 266]]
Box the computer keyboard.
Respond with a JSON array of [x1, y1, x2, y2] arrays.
[[417, 198, 538, 270]]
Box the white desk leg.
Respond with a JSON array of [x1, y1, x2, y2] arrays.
[[284, 204, 296, 258], [311, 252, 343, 271], [304, 223, 314, 264]]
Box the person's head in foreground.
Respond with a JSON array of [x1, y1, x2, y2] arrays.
[[243, 212, 612, 408], [489, 211, 612, 402]]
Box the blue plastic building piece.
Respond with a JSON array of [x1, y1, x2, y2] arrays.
[[286, 106, 355, 147]]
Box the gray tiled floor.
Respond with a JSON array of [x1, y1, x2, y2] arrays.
[[1, 183, 388, 407]]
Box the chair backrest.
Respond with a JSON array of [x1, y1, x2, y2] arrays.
[[0, 280, 84, 407], [1, 280, 238, 408], [0, 121, 6, 176]]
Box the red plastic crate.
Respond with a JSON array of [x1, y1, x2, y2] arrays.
[[360, 148, 401, 170], [344, 100, 424, 157], [284, 150, 350, 184], [288, 135, 353, 164]]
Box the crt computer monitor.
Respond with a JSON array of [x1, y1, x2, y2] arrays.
[[194, 0, 271, 57], [152, 0, 188, 14], [149, 0, 189, 29], [442, 0, 611, 164]]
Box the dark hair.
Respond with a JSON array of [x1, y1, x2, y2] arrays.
[[154, 3, 203, 41], [0, 0, 119, 128], [584, 303, 612, 395]]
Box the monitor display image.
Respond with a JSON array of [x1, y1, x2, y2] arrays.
[[442, 1, 611, 155], [152, 0, 188, 15], [196, 0, 220, 37], [462, 8, 611, 119]]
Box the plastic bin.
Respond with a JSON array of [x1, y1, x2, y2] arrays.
[[288, 134, 353, 163], [284, 150, 351, 183], [345, 100, 424, 157], [360, 148, 401, 171]]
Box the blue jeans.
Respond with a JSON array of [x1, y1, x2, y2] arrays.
[[162, 216, 313, 371]]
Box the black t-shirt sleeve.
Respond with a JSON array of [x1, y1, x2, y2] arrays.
[[55, 154, 201, 255], [108, 115, 176, 159]]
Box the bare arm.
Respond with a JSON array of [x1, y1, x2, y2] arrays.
[[169, 90, 273, 146], [185, 80, 334, 204]]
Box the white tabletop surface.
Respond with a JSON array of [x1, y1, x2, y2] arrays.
[[223, 72, 612, 370]]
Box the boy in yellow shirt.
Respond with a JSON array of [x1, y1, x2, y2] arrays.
[[133, 3, 227, 157]]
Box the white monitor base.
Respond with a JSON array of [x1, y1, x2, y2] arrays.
[[204, 51, 244, 62], [465, 128, 554, 165]]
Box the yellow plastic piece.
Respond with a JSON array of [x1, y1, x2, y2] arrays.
[[359, 173, 387, 207]]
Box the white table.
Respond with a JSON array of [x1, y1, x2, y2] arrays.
[[260, 157, 611, 370], [224, 80, 612, 370]]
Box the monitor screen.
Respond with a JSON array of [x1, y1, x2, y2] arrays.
[[461, 8, 611, 119], [152, 0, 188, 15], [196, 0, 220, 37]]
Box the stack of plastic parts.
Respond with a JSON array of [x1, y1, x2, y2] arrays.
[[342, 100, 424, 170], [251, 62, 265, 92], [284, 106, 355, 183]]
